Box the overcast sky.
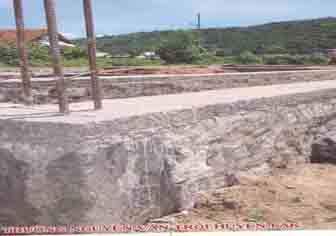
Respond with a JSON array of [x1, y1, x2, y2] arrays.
[[1, 0, 336, 37]]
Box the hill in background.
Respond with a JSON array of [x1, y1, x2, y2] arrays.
[[85, 17, 336, 56]]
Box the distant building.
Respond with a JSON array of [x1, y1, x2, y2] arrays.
[[136, 55, 146, 59], [326, 49, 336, 58], [110, 54, 131, 59], [326, 49, 336, 64], [136, 51, 159, 60], [96, 51, 111, 58], [0, 28, 75, 48]]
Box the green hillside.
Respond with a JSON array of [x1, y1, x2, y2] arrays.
[[88, 17, 336, 56]]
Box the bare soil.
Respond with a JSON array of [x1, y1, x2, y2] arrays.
[[98, 65, 332, 76], [1, 65, 334, 80], [165, 164, 336, 230]]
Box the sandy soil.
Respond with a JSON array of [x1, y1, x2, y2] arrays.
[[165, 164, 336, 230]]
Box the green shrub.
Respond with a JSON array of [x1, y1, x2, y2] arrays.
[[28, 44, 51, 65], [156, 30, 201, 64], [236, 51, 262, 64], [255, 45, 287, 54], [193, 53, 218, 65], [0, 45, 19, 66], [263, 54, 329, 65], [308, 53, 329, 65], [0, 44, 52, 66], [107, 57, 162, 67], [215, 49, 225, 57], [0, 44, 90, 67], [62, 46, 87, 60], [263, 54, 301, 65], [127, 47, 142, 58]]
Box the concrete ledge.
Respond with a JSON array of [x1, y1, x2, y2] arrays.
[[2, 79, 336, 123]]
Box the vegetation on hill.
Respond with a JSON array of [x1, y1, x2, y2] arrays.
[[89, 17, 336, 57], [0, 44, 160, 68], [1, 17, 335, 67], [0, 42, 164, 67]]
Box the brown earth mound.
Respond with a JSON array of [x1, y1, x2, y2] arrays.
[[161, 164, 336, 230]]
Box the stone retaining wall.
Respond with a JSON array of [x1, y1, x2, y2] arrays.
[[1, 88, 336, 226], [1, 70, 336, 103]]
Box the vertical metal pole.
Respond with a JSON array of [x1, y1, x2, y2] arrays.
[[83, 0, 102, 110], [44, 0, 69, 113], [13, 0, 32, 104], [197, 13, 201, 30], [197, 13, 201, 49]]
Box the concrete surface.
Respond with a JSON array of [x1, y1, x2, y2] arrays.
[[2, 79, 336, 123]]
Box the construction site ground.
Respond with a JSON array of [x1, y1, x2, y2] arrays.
[[1, 64, 335, 79], [162, 164, 336, 230]]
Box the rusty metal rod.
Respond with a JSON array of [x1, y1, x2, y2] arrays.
[[13, 0, 32, 104], [43, 0, 69, 113], [83, 0, 103, 110]]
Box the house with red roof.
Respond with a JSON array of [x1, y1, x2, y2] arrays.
[[0, 28, 75, 48]]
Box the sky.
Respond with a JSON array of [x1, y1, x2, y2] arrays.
[[1, 0, 336, 38]]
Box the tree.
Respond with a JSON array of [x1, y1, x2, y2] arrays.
[[309, 53, 329, 65], [236, 51, 262, 64], [0, 45, 19, 66], [62, 46, 87, 60], [28, 44, 50, 62], [156, 30, 201, 64], [127, 47, 142, 58]]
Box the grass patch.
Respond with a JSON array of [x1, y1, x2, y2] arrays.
[[248, 208, 265, 223], [98, 58, 162, 67]]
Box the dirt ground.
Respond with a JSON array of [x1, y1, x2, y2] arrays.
[[165, 164, 336, 230], [87, 65, 334, 76], [1, 65, 334, 80]]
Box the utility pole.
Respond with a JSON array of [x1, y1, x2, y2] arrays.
[[196, 13, 202, 49], [13, 0, 32, 104], [197, 13, 201, 30], [83, 0, 102, 110], [43, 0, 69, 113]]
